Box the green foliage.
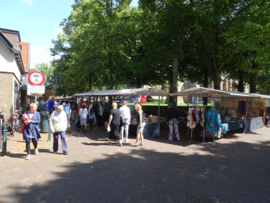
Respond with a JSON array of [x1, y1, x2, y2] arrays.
[[31, 63, 55, 90], [49, 0, 270, 95]]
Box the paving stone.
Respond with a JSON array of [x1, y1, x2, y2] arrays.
[[0, 122, 270, 202]]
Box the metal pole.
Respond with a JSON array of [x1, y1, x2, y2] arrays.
[[1, 123, 9, 156], [35, 94, 37, 104], [186, 102, 189, 140], [158, 96, 160, 122], [48, 114, 51, 142]]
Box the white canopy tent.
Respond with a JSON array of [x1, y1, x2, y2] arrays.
[[170, 86, 270, 99], [171, 87, 269, 143], [73, 88, 169, 97], [170, 87, 258, 98], [73, 88, 170, 122]]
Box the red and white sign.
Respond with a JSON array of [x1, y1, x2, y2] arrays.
[[28, 71, 45, 86]]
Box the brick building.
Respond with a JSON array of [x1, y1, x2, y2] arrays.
[[0, 28, 29, 125]]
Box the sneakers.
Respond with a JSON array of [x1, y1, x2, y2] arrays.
[[63, 151, 68, 155], [168, 138, 172, 141], [25, 154, 31, 160], [35, 149, 39, 155], [125, 139, 129, 143]]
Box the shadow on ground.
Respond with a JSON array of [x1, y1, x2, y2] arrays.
[[3, 138, 270, 203]]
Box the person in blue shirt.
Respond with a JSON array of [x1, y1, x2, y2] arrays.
[[47, 97, 55, 115], [88, 108, 97, 133], [63, 101, 72, 133]]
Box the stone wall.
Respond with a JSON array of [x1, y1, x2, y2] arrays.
[[0, 73, 14, 125]]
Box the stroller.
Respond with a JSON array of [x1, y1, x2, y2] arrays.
[[75, 114, 81, 131]]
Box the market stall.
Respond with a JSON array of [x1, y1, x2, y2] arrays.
[[171, 87, 269, 144], [73, 88, 169, 138]]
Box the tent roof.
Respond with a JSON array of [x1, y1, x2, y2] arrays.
[[170, 87, 270, 98], [73, 88, 169, 97]]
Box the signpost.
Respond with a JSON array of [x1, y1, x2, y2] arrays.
[[27, 71, 45, 103]]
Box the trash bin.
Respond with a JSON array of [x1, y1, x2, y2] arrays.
[[40, 111, 49, 133]]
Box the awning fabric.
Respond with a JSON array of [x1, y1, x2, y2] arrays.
[[73, 88, 169, 97], [170, 87, 270, 98]]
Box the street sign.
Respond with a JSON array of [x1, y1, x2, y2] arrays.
[[28, 71, 45, 86], [27, 85, 45, 95]]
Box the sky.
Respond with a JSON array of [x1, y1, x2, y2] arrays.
[[0, 0, 138, 69]]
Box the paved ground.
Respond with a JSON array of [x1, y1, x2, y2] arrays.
[[0, 122, 270, 203]]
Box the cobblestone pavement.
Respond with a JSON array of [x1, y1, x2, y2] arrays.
[[0, 122, 270, 203]]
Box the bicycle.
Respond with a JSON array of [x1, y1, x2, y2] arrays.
[[12, 107, 22, 136]]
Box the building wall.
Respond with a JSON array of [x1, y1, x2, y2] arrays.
[[20, 42, 30, 72], [0, 73, 15, 124], [0, 39, 21, 80]]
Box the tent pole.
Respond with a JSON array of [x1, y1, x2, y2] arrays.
[[186, 102, 189, 140], [158, 96, 160, 122]]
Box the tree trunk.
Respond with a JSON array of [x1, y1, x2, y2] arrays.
[[267, 85, 270, 95], [213, 71, 221, 89], [172, 54, 179, 108], [88, 73, 92, 91], [136, 77, 141, 88], [109, 52, 113, 103], [203, 69, 209, 105], [109, 52, 113, 90], [249, 72, 258, 93], [238, 74, 244, 92], [249, 62, 260, 93], [168, 81, 173, 103]]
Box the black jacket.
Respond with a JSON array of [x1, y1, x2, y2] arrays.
[[167, 108, 179, 122]]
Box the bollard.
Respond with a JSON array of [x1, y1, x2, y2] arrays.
[[1, 123, 9, 156]]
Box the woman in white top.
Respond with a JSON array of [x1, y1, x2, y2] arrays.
[[49, 105, 68, 155], [79, 105, 88, 133]]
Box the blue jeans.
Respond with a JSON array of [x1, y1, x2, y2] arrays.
[[169, 118, 180, 140], [53, 131, 67, 152]]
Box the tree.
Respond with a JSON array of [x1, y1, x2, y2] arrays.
[[139, 0, 193, 107]]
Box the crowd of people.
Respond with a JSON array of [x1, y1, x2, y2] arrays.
[[22, 96, 179, 160]]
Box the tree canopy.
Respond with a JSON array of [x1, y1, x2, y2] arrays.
[[50, 0, 270, 101]]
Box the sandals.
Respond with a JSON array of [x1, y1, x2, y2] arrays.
[[106, 141, 111, 145]]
